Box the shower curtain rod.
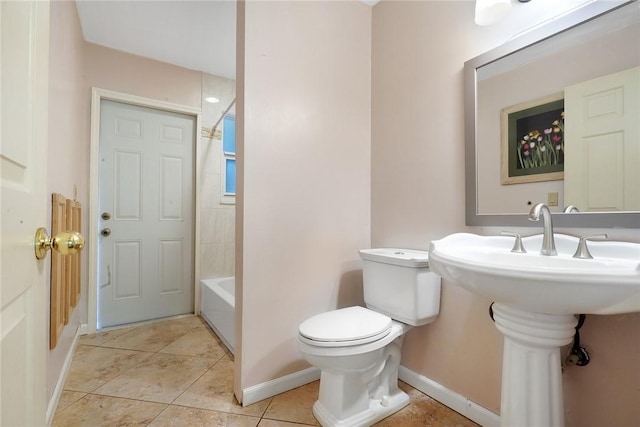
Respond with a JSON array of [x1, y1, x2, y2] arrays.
[[210, 98, 237, 137]]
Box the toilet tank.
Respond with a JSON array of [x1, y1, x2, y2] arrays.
[[359, 248, 441, 326]]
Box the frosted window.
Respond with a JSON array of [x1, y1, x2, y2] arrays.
[[222, 115, 236, 200], [223, 115, 236, 153], [225, 158, 236, 195]]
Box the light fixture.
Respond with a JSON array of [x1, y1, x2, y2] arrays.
[[475, 0, 512, 26], [205, 96, 220, 104]]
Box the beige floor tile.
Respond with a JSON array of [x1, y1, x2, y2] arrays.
[[93, 353, 215, 403], [148, 405, 261, 427], [262, 381, 320, 426], [73, 344, 96, 357], [78, 326, 136, 346], [99, 320, 200, 352], [258, 419, 318, 427], [164, 315, 207, 329], [174, 358, 271, 417], [54, 390, 87, 412], [64, 346, 153, 392], [52, 394, 166, 427], [375, 382, 479, 427], [159, 327, 228, 359], [54, 317, 480, 427]]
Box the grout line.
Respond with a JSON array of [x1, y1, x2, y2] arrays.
[[98, 313, 199, 332], [59, 318, 350, 426], [146, 403, 171, 426]]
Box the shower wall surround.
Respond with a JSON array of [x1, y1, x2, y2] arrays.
[[199, 73, 236, 279]]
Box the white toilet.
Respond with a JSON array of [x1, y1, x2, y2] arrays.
[[297, 248, 441, 427]]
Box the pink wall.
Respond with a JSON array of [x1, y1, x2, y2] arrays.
[[371, 1, 640, 426], [83, 44, 202, 109], [372, 1, 504, 412], [236, 0, 372, 393], [46, 0, 89, 404]]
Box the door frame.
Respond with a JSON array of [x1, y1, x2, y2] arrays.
[[87, 88, 202, 333]]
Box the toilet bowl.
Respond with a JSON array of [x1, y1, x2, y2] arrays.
[[297, 249, 441, 427]]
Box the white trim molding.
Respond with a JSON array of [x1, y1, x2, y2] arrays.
[[398, 365, 500, 427], [46, 325, 83, 425], [242, 367, 320, 407], [240, 364, 499, 426]]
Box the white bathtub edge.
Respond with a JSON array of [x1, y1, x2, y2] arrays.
[[242, 367, 320, 407], [398, 365, 500, 427], [200, 277, 235, 354]]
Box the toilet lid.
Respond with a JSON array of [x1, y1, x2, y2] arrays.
[[298, 306, 392, 347]]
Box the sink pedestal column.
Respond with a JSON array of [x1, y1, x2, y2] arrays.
[[492, 303, 577, 427]]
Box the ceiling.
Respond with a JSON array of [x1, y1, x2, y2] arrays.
[[75, 0, 380, 80], [75, 0, 238, 79]]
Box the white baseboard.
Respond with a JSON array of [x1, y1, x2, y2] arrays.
[[242, 367, 320, 407], [78, 323, 89, 335], [46, 325, 83, 426], [240, 364, 498, 427], [398, 365, 500, 427]]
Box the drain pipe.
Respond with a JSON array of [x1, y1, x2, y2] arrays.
[[566, 314, 590, 366]]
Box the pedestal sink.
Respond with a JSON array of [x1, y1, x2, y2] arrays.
[[428, 233, 640, 427]]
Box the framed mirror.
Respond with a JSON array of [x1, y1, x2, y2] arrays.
[[465, 0, 640, 228]]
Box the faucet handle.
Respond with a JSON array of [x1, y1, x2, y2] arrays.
[[563, 205, 579, 213], [573, 234, 608, 259], [501, 231, 527, 253]]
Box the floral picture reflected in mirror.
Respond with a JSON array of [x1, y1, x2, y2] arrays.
[[501, 93, 565, 185]]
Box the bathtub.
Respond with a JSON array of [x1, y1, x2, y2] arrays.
[[200, 277, 235, 355]]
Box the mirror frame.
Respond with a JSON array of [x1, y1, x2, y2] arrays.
[[464, 0, 640, 228]]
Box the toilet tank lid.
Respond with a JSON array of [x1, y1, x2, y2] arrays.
[[359, 248, 429, 268]]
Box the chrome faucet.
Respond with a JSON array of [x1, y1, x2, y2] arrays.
[[528, 203, 557, 256]]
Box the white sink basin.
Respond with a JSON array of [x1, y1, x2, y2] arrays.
[[428, 233, 640, 315]]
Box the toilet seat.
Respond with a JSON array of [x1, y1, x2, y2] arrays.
[[298, 306, 392, 348]]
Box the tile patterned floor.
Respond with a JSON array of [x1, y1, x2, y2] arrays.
[[53, 316, 479, 426]]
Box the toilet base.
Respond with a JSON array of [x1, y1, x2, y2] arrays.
[[312, 389, 410, 427]]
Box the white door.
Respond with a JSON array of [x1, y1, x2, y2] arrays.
[[98, 100, 195, 328], [0, 1, 49, 425], [564, 67, 640, 211]]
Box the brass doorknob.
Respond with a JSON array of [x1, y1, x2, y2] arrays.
[[34, 227, 85, 260]]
